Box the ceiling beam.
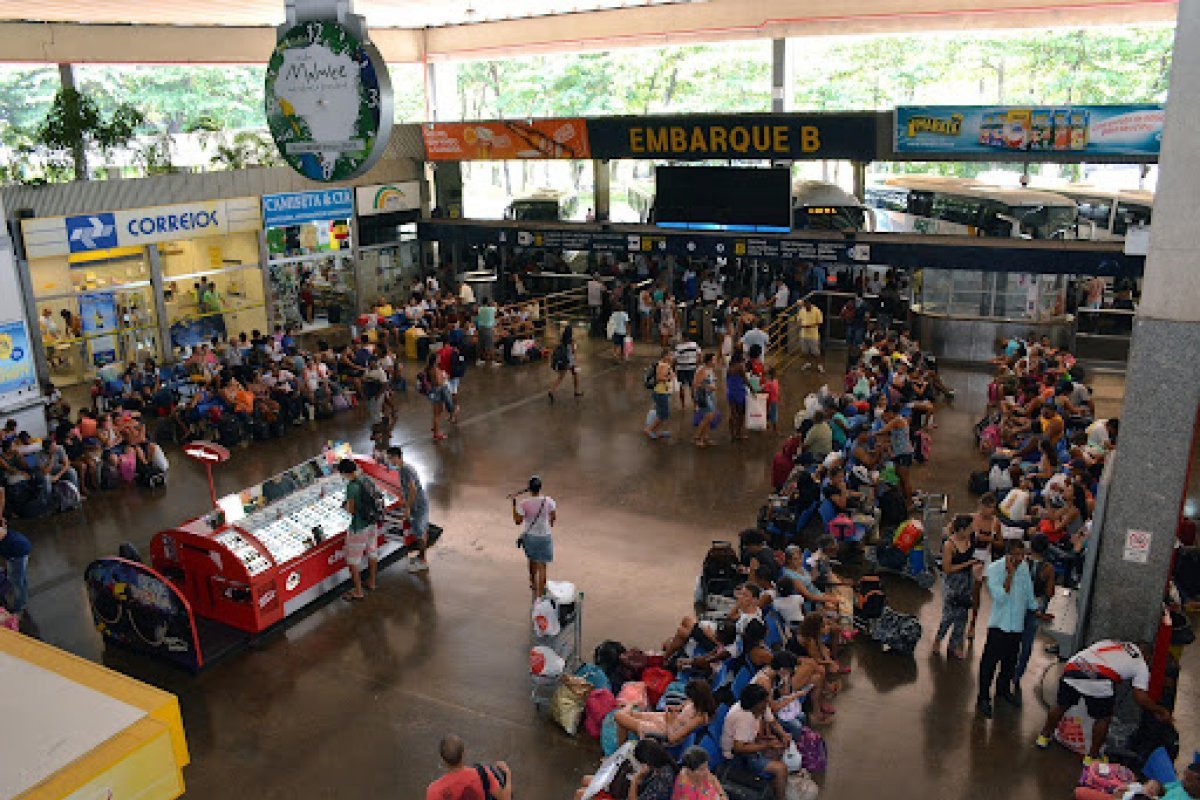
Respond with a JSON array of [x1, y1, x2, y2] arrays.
[[0, 0, 1176, 65]]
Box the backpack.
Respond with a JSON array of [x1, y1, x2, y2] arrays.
[[870, 607, 922, 655], [702, 540, 741, 597], [794, 727, 828, 773], [450, 348, 467, 379], [968, 470, 990, 496], [643, 364, 657, 390], [854, 575, 886, 620], [53, 479, 82, 513], [472, 764, 505, 800], [137, 465, 167, 489], [354, 476, 383, 526], [100, 463, 121, 491], [584, 688, 619, 739], [417, 370, 432, 396], [552, 342, 570, 370], [641, 666, 674, 707], [118, 450, 138, 483]]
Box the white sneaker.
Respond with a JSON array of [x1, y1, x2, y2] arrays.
[[491, 362, 500, 368], [817, 364, 825, 373], [476, 360, 484, 366]]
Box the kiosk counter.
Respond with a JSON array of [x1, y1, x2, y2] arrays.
[[147, 453, 401, 635]]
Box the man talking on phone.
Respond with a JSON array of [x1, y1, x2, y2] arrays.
[[977, 539, 1053, 718]]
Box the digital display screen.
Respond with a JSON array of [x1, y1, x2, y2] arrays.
[[654, 166, 792, 233]]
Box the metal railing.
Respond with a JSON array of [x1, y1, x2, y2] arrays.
[[766, 290, 857, 373]]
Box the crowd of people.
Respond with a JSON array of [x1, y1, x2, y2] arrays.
[[543, 300, 961, 800]]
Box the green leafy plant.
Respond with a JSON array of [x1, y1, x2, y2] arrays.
[[210, 130, 282, 171], [34, 87, 144, 180]]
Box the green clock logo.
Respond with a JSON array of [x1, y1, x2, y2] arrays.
[[265, 20, 393, 182]]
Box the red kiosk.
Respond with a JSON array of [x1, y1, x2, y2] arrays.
[[85, 445, 420, 669]]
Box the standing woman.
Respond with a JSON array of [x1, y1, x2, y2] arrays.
[[638, 286, 655, 341], [968, 492, 1004, 639], [424, 353, 454, 442], [935, 515, 979, 659], [658, 295, 678, 348], [726, 349, 748, 442], [548, 324, 582, 402], [693, 352, 718, 448], [513, 476, 556, 599]]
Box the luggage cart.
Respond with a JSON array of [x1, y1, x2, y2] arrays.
[[531, 591, 584, 712], [866, 492, 947, 590], [916, 491, 950, 571]]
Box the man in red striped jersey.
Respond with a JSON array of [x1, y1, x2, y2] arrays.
[[1036, 639, 1173, 765]]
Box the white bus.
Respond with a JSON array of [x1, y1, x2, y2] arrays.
[[865, 176, 1080, 239], [792, 179, 874, 232], [1048, 185, 1153, 241]]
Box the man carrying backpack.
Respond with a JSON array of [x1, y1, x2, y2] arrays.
[[340, 459, 381, 601]]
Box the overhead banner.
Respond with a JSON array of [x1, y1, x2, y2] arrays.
[[586, 113, 878, 161], [355, 181, 421, 216], [262, 189, 354, 228], [422, 119, 591, 161], [0, 319, 36, 395], [895, 105, 1165, 157]]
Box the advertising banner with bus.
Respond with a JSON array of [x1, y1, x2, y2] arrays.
[[895, 105, 1164, 157]]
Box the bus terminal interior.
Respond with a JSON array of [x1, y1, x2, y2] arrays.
[[8, 4, 1200, 800]]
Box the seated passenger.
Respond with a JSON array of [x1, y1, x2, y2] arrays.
[[612, 678, 716, 746], [720, 684, 789, 800]]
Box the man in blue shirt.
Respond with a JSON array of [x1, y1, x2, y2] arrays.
[[0, 522, 31, 615], [977, 539, 1052, 717]]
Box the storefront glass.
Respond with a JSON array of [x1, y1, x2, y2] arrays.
[[23, 197, 265, 385], [158, 233, 268, 348], [263, 189, 357, 328], [32, 248, 162, 385], [916, 269, 1067, 319]]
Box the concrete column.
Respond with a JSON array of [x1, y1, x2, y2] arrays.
[[851, 162, 867, 202], [1082, 2, 1200, 646], [146, 245, 173, 364], [593, 160, 610, 222], [771, 38, 791, 113]]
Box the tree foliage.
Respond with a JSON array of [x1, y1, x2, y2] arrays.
[[35, 87, 144, 179]]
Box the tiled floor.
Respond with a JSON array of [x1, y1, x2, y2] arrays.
[[16, 338, 1197, 799]]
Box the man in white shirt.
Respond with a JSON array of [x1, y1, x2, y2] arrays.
[[1087, 418, 1118, 452], [458, 281, 476, 306], [673, 339, 701, 409], [700, 274, 722, 304], [770, 279, 790, 314], [719, 684, 789, 799], [1037, 640, 1172, 763], [741, 320, 769, 359], [607, 308, 630, 362], [586, 274, 605, 318]]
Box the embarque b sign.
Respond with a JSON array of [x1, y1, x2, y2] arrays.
[[265, 20, 393, 182]]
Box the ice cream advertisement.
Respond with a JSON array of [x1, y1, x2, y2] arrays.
[[422, 119, 591, 161], [895, 105, 1164, 156]]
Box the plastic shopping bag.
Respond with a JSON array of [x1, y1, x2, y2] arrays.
[[746, 392, 768, 431], [533, 597, 561, 637], [530, 645, 566, 678]]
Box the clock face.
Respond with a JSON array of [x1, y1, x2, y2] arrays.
[[265, 20, 393, 182]]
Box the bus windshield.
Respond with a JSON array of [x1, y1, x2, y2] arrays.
[[794, 206, 867, 232], [1009, 205, 1078, 239]]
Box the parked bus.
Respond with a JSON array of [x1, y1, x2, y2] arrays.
[[504, 189, 578, 222], [792, 179, 874, 232], [1049, 185, 1153, 241], [865, 176, 1079, 239]]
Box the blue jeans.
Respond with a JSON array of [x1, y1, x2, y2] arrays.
[[4, 554, 28, 613], [1014, 608, 1041, 682]]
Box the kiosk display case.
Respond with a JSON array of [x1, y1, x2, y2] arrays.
[[85, 449, 419, 670]]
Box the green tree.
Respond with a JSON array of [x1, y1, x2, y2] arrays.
[[35, 87, 144, 180]]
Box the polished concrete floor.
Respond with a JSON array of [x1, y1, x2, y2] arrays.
[[17, 340, 1199, 799]]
